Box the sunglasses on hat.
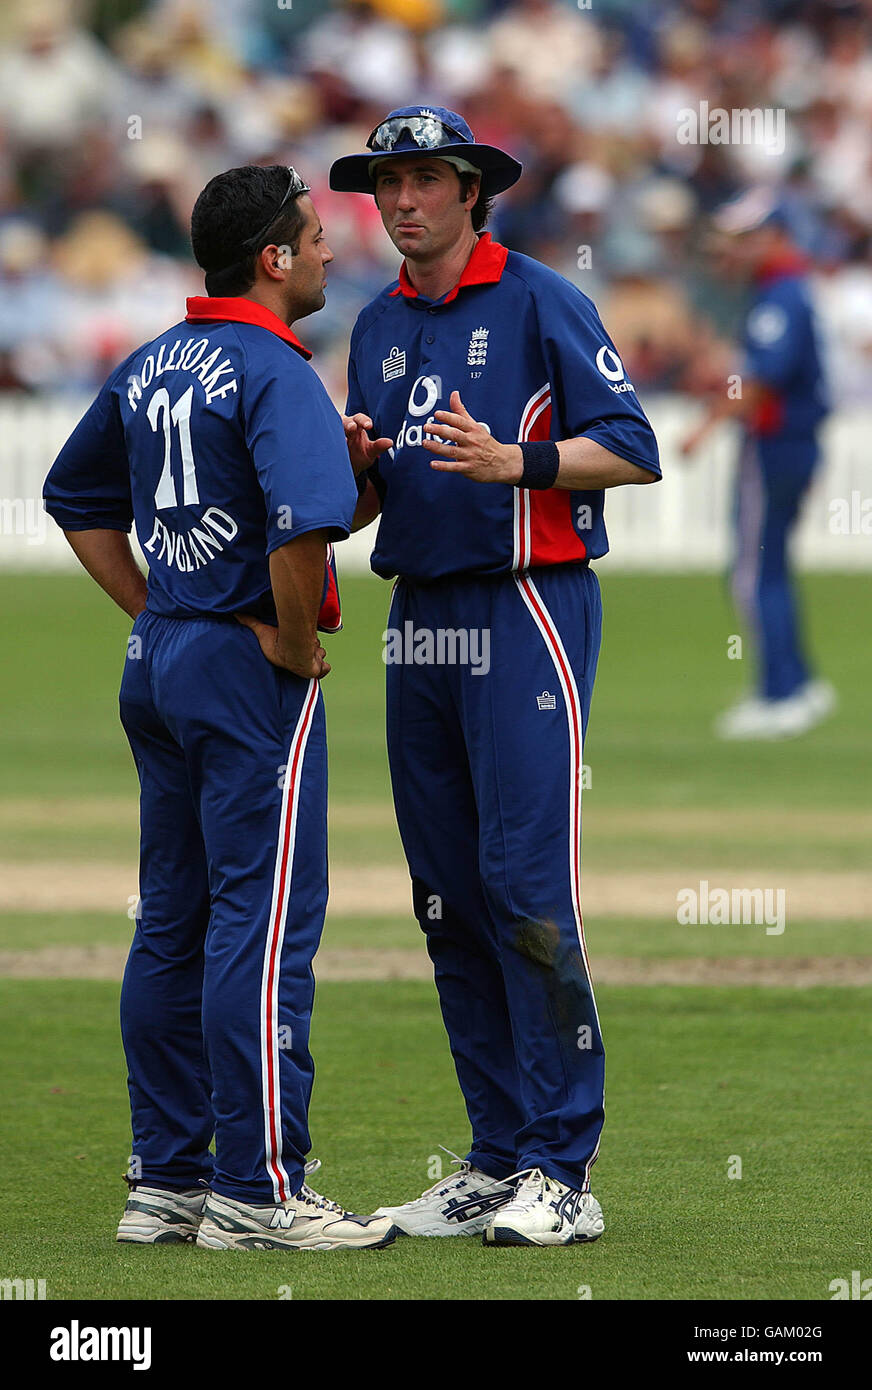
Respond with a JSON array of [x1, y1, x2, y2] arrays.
[[367, 114, 468, 154]]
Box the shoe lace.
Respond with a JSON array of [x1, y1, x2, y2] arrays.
[[293, 1159, 345, 1215], [502, 1168, 560, 1213], [410, 1146, 512, 1203]]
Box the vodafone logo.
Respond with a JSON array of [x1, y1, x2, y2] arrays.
[[595, 345, 636, 395], [407, 374, 441, 417], [596, 346, 625, 380]]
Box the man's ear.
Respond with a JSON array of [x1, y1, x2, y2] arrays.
[[255, 243, 289, 284], [461, 174, 480, 210]]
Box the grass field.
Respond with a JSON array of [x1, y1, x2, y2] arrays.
[[1, 570, 870, 1301]]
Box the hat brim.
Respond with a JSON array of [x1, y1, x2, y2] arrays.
[[329, 143, 522, 197]]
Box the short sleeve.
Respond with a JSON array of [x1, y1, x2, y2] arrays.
[[536, 277, 661, 477], [243, 353, 358, 554], [43, 370, 133, 532], [743, 291, 803, 388]]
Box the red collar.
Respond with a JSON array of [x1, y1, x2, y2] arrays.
[[390, 232, 509, 306], [185, 297, 312, 359], [755, 250, 808, 286]]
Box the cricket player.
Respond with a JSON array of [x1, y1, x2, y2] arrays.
[[43, 165, 396, 1252], [330, 107, 661, 1246], [682, 187, 835, 739]]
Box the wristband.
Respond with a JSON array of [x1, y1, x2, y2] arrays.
[[355, 470, 369, 497], [518, 441, 560, 490]]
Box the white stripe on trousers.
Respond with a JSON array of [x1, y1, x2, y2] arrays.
[[514, 573, 603, 1189], [259, 677, 320, 1203]]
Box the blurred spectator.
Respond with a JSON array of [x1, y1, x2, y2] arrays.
[[0, 0, 870, 400], [0, 2, 121, 157]]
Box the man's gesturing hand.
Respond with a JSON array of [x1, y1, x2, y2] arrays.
[[342, 413, 393, 476], [236, 614, 331, 680], [422, 391, 523, 484]]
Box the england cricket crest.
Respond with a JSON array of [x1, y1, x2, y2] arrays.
[[383, 346, 406, 382], [467, 326, 489, 369]]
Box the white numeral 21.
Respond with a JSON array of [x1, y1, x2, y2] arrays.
[[148, 385, 199, 508]]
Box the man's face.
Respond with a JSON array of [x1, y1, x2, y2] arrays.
[[279, 194, 333, 318], [373, 156, 479, 260]]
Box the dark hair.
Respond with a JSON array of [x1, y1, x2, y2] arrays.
[[190, 165, 308, 297], [458, 170, 494, 232]]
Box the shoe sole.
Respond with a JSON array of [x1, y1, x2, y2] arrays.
[[195, 1223, 399, 1252], [483, 1227, 603, 1248], [376, 1216, 492, 1237], [116, 1225, 200, 1245]]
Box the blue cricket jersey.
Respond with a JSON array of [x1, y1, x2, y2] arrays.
[[44, 297, 358, 625], [346, 233, 661, 582], [743, 252, 828, 441]]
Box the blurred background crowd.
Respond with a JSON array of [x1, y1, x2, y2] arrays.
[[3, 0, 872, 406]]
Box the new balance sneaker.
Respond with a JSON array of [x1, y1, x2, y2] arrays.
[[483, 1168, 604, 1247], [116, 1185, 207, 1244], [373, 1150, 515, 1237], [196, 1162, 397, 1252]]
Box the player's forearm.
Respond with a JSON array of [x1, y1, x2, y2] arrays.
[[501, 437, 659, 490], [555, 437, 659, 489], [63, 529, 148, 619], [269, 529, 329, 665]]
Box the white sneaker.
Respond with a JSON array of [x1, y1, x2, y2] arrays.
[[483, 1168, 604, 1247], [373, 1149, 516, 1236], [196, 1161, 397, 1251], [715, 680, 837, 741], [116, 1185, 207, 1244]]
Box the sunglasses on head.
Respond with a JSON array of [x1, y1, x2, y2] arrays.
[[241, 166, 310, 251]]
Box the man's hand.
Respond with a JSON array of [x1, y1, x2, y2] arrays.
[[235, 613, 330, 680], [422, 391, 522, 483], [342, 413, 393, 475]]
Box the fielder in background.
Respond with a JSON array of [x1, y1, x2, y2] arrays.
[[43, 165, 396, 1253], [681, 188, 836, 740], [331, 106, 661, 1247]]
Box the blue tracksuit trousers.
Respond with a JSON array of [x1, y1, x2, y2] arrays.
[[118, 610, 327, 1204], [385, 562, 604, 1191], [732, 436, 819, 700]]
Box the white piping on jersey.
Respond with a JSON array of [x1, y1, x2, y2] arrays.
[[513, 382, 552, 571]]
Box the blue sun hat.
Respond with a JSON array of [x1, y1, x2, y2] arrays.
[[329, 104, 523, 198]]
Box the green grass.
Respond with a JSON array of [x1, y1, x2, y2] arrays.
[[1, 571, 870, 1301], [2, 910, 868, 961], [1, 979, 869, 1301], [3, 571, 871, 813]]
